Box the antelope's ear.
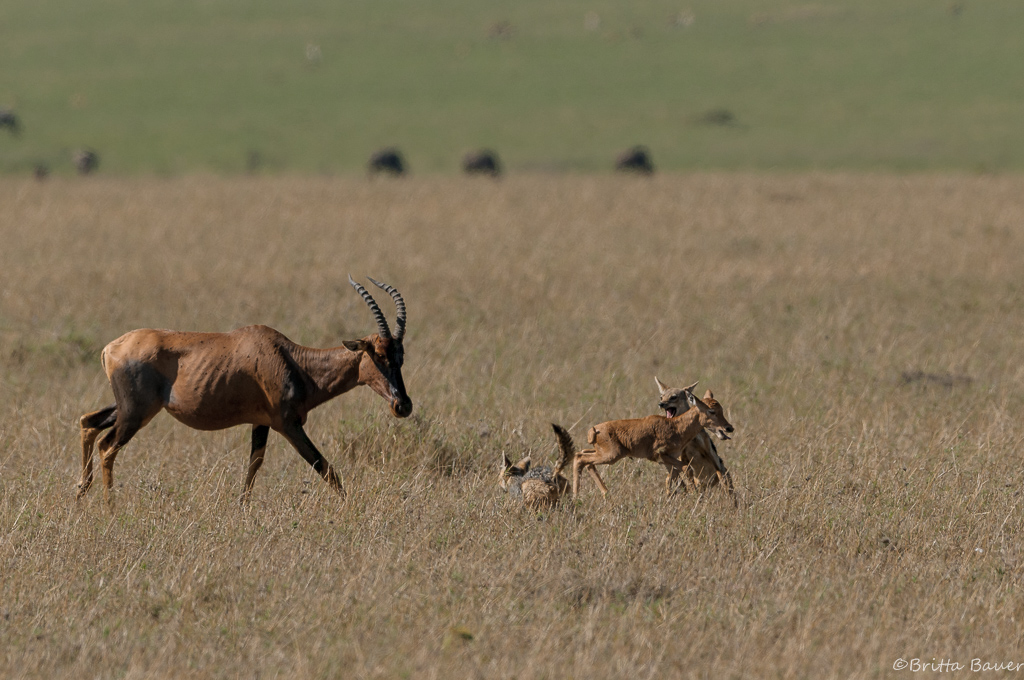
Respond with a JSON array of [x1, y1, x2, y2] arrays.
[[703, 389, 714, 401], [343, 339, 372, 353], [655, 376, 669, 394]]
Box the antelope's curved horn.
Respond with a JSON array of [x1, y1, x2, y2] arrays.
[[367, 277, 406, 341], [348, 275, 392, 339]]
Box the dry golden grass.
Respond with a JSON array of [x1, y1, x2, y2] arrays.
[[1, 174, 1023, 678]]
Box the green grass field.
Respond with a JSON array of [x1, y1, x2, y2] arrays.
[[2, 0, 1023, 174], [1, 174, 1023, 677]]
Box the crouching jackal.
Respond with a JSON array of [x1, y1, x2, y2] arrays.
[[499, 424, 574, 509]]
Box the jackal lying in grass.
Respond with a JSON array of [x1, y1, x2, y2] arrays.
[[499, 424, 574, 509], [572, 382, 734, 497], [656, 377, 737, 504]]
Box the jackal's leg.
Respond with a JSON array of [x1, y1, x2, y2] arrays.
[[720, 469, 738, 508], [78, 405, 117, 498], [241, 425, 270, 504], [280, 423, 343, 495]]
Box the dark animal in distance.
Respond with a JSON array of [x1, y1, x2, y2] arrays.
[[615, 146, 654, 174], [462, 149, 501, 177], [694, 108, 737, 127], [73, 149, 99, 175], [0, 109, 19, 134], [77, 276, 411, 505], [367, 148, 406, 176]]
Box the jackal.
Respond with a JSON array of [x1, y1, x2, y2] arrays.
[[572, 382, 734, 497], [499, 424, 574, 508], [655, 377, 736, 502]]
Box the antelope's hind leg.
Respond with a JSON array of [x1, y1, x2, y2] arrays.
[[97, 413, 155, 505], [572, 447, 620, 498], [97, 365, 168, 505], [571, 450, 595, 497], [241, 425, 270, 504], [586, 464, 610, 495], [78, 405, 117, 498]]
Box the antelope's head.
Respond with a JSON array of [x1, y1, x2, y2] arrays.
[[655, 377, 734, 440], [346, 276, 412, 418]]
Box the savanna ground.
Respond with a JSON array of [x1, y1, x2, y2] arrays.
[[1, 174, 1022, 678]]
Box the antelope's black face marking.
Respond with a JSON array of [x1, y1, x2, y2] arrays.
[[375, 337, 411, 418]]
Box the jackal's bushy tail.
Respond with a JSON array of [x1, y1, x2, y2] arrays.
[[550, 424, 575, 479]]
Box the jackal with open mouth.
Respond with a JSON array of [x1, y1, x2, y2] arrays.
[[656, 377, 736, 502]]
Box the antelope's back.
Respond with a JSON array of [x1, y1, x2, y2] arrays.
[[100, 326, 289, 430], [588, 415, 668, 449]]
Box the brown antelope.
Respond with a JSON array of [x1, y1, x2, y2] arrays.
[[77, 276, 411, 505], [655, 377, 737, 504], [571, 382, 733, 497], [499, 424, 574, 509]]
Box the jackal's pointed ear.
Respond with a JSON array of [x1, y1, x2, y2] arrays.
[[343, 339, 372, 353], [499, 452, 514, 489], [684, 381, 699, 393], [655, 376, 670, 394], [703, 389, 714, 401], [685, 391, 700, 408], [516, 457, 532, 472]]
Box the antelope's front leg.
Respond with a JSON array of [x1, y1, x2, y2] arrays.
[[241, 425, 270, 504], [279, 423, 344, 496], [659, 454, 688, 497]]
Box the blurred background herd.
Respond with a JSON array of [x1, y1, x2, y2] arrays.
[[1, 0, 1021, 177]]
